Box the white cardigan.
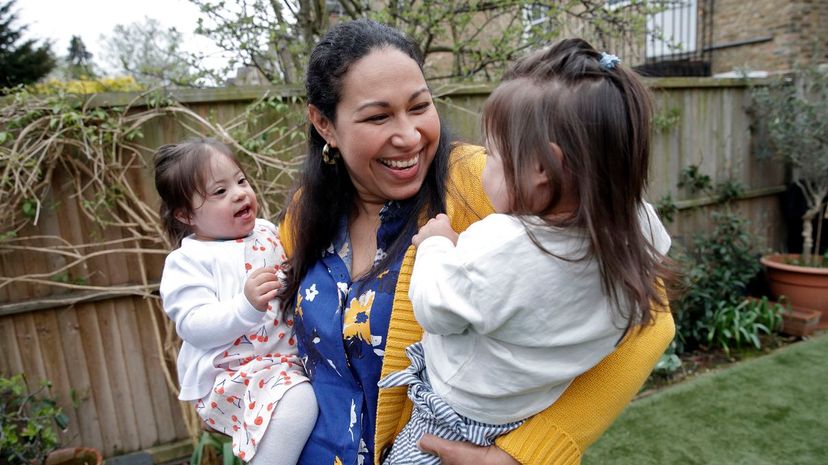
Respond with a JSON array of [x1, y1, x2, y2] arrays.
[[159, 219, 275, 400], [409, 203, 671, 424]]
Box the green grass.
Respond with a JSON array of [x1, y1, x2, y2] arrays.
[[583, 333, 828, 465]]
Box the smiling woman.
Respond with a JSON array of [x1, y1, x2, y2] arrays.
[[279, 19, 675, 465], [308, 47, 441, 214]]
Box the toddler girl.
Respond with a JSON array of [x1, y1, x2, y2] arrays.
[[155, 139, 316, 465], [379, 38, 673, 464]]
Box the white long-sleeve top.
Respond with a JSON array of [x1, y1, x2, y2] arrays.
[[159, 219, 277, 400], [409, 203, 671, 424]]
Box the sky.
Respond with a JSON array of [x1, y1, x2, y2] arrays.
[[14, 0, 227, 74]]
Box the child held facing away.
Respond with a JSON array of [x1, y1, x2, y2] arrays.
[[155, 139, 316, 465], [378, 39, 674, 464]]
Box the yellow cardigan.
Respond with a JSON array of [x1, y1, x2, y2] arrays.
[[281, 144, 675, 465]]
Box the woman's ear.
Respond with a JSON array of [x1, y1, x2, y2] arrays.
[[308, 104, 337, 148]]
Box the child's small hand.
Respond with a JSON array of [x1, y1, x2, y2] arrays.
[[244, 266, 282, 311], [412, 213, 458, 247]]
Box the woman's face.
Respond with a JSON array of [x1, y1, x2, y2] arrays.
[[314, 47, 441, 207]]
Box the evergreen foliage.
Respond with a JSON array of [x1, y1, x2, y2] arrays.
[[0, 0, 55, 89]]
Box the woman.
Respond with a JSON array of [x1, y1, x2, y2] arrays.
[[280, 19, 674, 465]]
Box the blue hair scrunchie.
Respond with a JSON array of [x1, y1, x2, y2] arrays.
[[599, 52, 621, 71]]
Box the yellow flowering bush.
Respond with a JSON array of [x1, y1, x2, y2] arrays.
[[30, 76, 144, 95]]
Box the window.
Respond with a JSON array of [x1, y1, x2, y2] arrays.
[[646, 0, 698, 58]]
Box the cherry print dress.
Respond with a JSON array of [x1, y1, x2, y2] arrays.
[[194, 221, 308, 462]]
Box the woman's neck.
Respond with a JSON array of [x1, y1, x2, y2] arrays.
[[348, 197, 384, 279]]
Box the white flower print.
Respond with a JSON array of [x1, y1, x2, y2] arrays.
[[348, 398, 357, 441], [371, 335, 384, 356], [304, 283, 319, 302], [357, 437, 368, 465]]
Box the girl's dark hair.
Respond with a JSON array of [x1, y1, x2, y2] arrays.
[[482, 38, 673, 331], [153, 138, 243, 248], [282, 19, 451, 305]]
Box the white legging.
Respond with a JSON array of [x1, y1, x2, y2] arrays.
[[248, 382, 317, 465]]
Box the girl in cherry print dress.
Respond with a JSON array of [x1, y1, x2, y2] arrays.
[[155, 139, 316, 465]]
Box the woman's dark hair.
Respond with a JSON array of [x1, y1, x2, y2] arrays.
[[482, 38, 673, 331], [282, 19, 451, 305], [153, 138, 244, 248]]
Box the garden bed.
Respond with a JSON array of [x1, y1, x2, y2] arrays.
[[638, 332, 813, 398]]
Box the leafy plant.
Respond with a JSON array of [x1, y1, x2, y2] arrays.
[[750, 63, 828, 264], [671, 210, 764, 352], [705, 297, 784, 355], [0, 374, 69, 465]]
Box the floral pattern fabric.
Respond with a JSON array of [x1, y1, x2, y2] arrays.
[[294, 200, 415, 465]]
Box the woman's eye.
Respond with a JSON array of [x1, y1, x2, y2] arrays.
[[411, 102, 430, 112], [365, 114, 388, 122]]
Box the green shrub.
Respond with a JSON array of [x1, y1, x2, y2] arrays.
[[0, 374, 69, 465], [671, 210, 763, 352], [705, 297, 784, 354]]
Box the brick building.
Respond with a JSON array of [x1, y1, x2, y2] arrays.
[[632, 0, 828, 76]]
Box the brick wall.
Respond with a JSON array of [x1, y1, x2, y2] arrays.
[[711, 0, 828, 73]]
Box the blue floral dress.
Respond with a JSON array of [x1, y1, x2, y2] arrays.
[[294, 200, 415, 465]]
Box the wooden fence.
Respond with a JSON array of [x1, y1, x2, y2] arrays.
[[0, 77, 787, 459]]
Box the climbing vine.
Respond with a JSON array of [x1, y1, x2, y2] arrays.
[[0, 87, 306, 439]]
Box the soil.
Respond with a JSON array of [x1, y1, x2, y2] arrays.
[[635, 331, 820, 399]]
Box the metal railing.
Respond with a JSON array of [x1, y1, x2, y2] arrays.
[[634, 0, 715, 77]]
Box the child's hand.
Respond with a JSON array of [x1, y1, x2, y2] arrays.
[[412, 213, 458, 247], [244, 267, 282, 311]]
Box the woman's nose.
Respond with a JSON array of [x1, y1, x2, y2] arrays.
[[391, 117, 421, 148]]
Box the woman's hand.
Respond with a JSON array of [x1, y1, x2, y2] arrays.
[[417, 435, 520, 465], [244, 266, 282, 311], [412, 213, 459, 247]]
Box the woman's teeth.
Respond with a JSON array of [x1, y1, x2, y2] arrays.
[[380, 154, 418, 169]]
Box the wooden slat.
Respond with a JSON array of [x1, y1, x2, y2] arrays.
[[135, 301, 178, 444], [55, 306, 104, 449], [0, 316, 24, 375], [14, 314, 47, 384], [95, 298, 141, 453], [116, 296, 160, 448], [31, 310, 81, 447], [76, 302, 124, 456]]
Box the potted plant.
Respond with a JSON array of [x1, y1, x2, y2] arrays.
[[0, 374, 101, 465], [751, 62, 828, 320]]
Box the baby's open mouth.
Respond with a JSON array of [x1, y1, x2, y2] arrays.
[[234, 206, 251, 217]]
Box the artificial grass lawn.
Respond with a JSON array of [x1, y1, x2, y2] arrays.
[[583, 333, 828, 465]]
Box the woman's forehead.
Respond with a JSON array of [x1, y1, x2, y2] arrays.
[[338, 48, 427, 106]]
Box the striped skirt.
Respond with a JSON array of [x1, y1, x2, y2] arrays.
[[377, 342, 524, 465]]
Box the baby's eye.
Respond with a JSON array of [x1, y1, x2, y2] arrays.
[[213, 188, 226, 195], [238, 177, 247, 185]]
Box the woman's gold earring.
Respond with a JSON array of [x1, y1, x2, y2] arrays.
[[322, 143, 338, 165]]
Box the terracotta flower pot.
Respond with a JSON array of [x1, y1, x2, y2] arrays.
[[45, 448, 102, 465], [761, 254, 828, 324]]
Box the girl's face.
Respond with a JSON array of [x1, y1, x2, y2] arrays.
[[178, 153, 258, 241], [482, 143, 512, 213], [312, 47, 441, 208]]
